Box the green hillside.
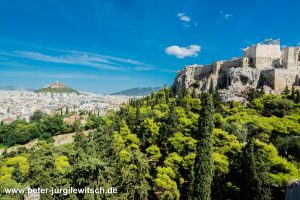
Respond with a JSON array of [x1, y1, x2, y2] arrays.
[[36, 87, 79, 94], [110, 87, 161, 96], [0, 88, 300, 199], [35, 81, 79, 94]]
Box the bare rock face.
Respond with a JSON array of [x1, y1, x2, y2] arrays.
[[227, 67, 258, 88], [171, 40, 300, 101], [285, 180, 300, 200]]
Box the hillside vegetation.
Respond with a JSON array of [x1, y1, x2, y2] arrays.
[[35, 87, 79, 94], [111, 87, 161, 96], [0, 87, 300, 200]]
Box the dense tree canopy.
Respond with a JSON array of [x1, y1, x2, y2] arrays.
[[0, 88, 300, 200]]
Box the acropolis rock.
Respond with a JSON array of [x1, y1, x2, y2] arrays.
[[172, 39, 300, 101]]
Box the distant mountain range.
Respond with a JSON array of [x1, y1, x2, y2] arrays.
[[1, 83, 161, 96], [111, 87, 161, 96], [36, 81, 79, 94]]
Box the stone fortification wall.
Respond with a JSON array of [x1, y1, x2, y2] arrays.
[[283, 47, 300, 69], [194, 64, 213, 79], [214, 58, 244, 88], [220, 58, 243, 70], [254, 57, 281, 69], [244, 44, 281, 58], [172, 40, 300, 101], [274, 68, 300, 91], [260, 69, 275, 89]]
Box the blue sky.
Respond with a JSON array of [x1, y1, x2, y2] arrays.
[[0, 0, 300, 94]]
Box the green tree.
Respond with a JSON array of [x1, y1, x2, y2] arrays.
[[213, 87, 222, 112], [192, 93, 214, 200], [240, 138, 272, 200], [40, 114, 65, 136], [159, 103, 180, 147], [164, 86, 170, 104], [30, 110, 44, 122], [28, 142, 67, 199], [154, 167, 180, 200], [263, 98, 294, 117], [119, 150, 150, 200], [69, 122, 120, 199], [11, 163, 23, 183]]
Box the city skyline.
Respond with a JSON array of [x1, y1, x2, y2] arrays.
[[0, 0, 300, 93]]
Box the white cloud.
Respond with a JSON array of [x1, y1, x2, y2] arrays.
[[220, 11, 233, 19], [0, 50, 154, 71], [224, 14, 232, 19], [177, 12, 191, 22], [0, 70, 131, 80], [165, 45, 201, 59]]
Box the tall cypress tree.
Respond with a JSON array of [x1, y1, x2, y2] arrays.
[[159, 103, 180, 147], [12, 163, 23, 182], [192, 93, 214, 200], [240, 137, 272, 200], [213, 87, 222, 113]]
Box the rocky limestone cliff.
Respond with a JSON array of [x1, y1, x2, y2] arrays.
[[172, 39, 300, 102]]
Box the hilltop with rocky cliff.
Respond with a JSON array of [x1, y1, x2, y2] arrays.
[[36, 81, 79, 94], [172, 39, 300, 101]]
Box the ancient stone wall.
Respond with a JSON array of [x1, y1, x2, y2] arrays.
[[214, 58, 244, 88], [172, 40, 300, 101], [244, 44, 281, 58], [194, 64, 213, 79], [283, 47, 300, 69], [254, 57, 281, 69], [260, 69, 275, 88], [274, 68, 300, 91]]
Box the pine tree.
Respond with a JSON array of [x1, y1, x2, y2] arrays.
[[192, 93, 214, 200], [159, 103, 180, 147], [240, 138, 272, 200], [119, 150, 150, 199], [12, 163, 23, 182], [155, 95, 159, 105], [135, 103, 141, 125], [164, 87, 170, 104], [69, 125, 119, 199], [169, 88, 174, 98]]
